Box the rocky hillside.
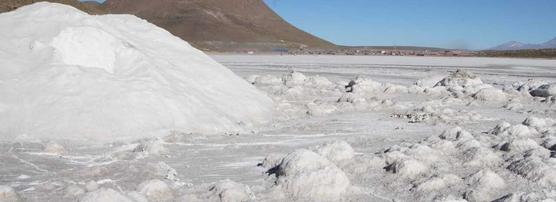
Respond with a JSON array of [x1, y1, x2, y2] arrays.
[[100, 0, 334, 51], [1, 0, 334, 52]]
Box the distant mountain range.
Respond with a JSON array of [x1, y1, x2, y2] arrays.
[[489, 37, 556, 51]]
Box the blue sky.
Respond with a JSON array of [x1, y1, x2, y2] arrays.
[[88, 0, 556, 50], [264, 0, 556, 50]]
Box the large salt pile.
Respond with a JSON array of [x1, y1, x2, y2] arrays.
[[0, 3, 273, 142]]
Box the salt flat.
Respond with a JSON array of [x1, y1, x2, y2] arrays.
[[2, 53, 556, 201], [214, 54, 556, 85]]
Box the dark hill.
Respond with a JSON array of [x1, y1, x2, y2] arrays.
[[100, 0, 335, 51], [1, 0, 335, 52]]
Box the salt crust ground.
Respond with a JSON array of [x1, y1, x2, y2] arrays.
[[0, 2, 273, 142], [3, 65, 555, 201], [242, 69, 556, 201]]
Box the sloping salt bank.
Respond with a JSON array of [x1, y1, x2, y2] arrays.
[[0, 3, 272, 142]]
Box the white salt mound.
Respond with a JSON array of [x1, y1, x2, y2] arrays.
[[415, 174, 462, 193], [530, 83, 556, 97], [0, 186, 21, 202], [271, 149, 350, 201], [314, 141, 355, 164], [205, 180, 256, 202], [435, 69, 483, 88], [137, 179, 174, 202], [415, 74, 446, 88], [473, 87, 507, 102], [152, 162, 178, 182], [385, 158, 428, 179], [80, 188, 133, 202], [0, 3, 272, 142], [464, 169, 506, 201]]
